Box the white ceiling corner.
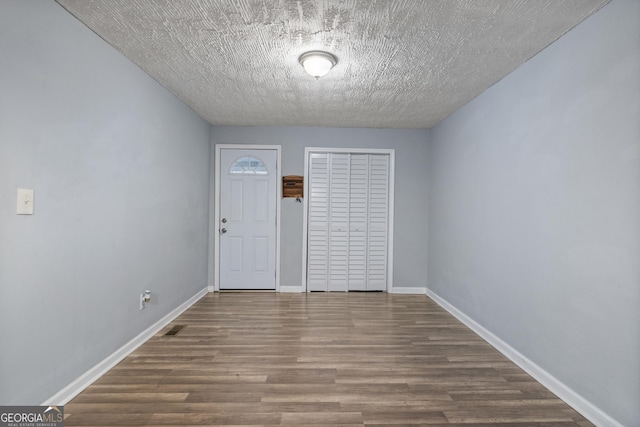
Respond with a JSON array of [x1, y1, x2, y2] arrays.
[[55, 0, 610, 129]]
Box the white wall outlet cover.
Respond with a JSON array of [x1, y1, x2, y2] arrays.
[[17, 188, 34, 215]]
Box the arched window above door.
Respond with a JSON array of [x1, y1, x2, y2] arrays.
[[229, 156, 268, 175]]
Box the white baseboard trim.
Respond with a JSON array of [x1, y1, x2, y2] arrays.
[[42, 287, 209, 406], [425, 288, 623, 427], [278, 286, 303, 293], [207, 285, 215, 292], [391, 286, 427, 295]]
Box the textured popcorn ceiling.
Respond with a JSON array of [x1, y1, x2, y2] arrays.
[[56, 0, 609, 129]]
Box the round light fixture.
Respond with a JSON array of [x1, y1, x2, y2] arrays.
[[299, 51, 338, 78]]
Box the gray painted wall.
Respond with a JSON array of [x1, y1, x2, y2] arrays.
[[210, 126, 430, 290], [0, 1, 211, 404], [427, 0, 639, 425]]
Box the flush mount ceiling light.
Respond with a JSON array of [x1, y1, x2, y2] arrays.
[[299, 51, 338, 78]]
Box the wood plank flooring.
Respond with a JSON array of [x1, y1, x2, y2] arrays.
[[64, 292, 593, 426]]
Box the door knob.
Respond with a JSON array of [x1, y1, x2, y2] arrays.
[[221, 218, 227, 223], [220, 228, 227, 234]]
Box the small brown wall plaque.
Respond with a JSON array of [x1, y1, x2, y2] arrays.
[[282, 175, 303, 198]]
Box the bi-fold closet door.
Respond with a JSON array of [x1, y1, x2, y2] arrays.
[[306, 151, 392, 292]]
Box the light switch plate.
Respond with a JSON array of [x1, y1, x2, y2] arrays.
[[17, 188, 34, 215]]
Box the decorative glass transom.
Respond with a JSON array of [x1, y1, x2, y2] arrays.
[[229, 156, 268, 175]]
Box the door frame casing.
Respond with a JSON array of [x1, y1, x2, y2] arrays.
[[214, 144, 282, 292], [302, 147, 395, 292]]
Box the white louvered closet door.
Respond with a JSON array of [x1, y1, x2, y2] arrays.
[[328, 154, 350, 291], [348, 154, 369, 291], [307, 153, 330, 291], [306, 152, 390, 292], [366, 154, 390, 291]]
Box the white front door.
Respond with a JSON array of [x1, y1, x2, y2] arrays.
[[219, 148, 278, 290]]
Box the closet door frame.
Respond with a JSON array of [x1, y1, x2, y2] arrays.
[[302, 147, 395, 292]]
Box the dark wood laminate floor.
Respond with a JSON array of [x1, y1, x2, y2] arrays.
[[64, 292, 593, 426]]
